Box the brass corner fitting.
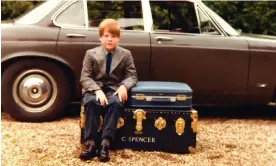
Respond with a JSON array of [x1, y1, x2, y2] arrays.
[[191, 110, 198, 133], [80, 106, 85, 128]]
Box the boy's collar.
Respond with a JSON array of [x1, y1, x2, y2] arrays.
[[102, 45, 116, 55]]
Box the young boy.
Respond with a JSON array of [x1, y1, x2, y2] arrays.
[[79, 19, 137, 162]]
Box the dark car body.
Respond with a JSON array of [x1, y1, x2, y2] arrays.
[[1, 0, 276, 121]]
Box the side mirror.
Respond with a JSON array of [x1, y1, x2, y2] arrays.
[[236, 29, 242, 35]]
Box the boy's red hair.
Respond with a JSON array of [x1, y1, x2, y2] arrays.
[[99, 19, 120, 37]]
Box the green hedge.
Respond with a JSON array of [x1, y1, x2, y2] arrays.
[[204, 1, 276, 35], [1, 1, 275, 35], [1, 1, 41, 22]]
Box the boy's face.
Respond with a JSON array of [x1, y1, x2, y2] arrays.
[[100, 31, 120, 52]]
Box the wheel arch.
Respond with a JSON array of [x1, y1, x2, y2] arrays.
[[1, 52, 77, 101]]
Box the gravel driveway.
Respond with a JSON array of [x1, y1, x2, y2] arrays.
[[1, 105, 276, 166]]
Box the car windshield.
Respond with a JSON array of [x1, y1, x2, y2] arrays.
[[15, 0, 61, 24], [201, 3, 239, 36]]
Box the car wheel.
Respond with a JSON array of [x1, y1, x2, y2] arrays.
[[1, 59, 71, 121]]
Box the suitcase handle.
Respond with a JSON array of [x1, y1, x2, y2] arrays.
[[151, 98, 172, 104]]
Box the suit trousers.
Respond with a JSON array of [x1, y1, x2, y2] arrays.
[[82, 90, 124, 143]]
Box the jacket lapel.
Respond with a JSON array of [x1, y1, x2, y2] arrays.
[[110, 47, 125, 75], [93, 46, 106, 76]]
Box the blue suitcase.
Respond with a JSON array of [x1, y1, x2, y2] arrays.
[[128, 81, 193, 109]]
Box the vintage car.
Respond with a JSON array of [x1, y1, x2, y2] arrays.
[[1, 0, 276, 121]]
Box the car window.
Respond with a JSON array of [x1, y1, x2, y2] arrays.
[[150, 1, 199, 34], [87, 1, 144, 30], [202, 4, 239, 36], [55, 1, 85, 27], [197, 8, 220, 35]]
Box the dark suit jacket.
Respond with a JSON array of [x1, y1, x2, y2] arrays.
[[80, 46, 138, 96]]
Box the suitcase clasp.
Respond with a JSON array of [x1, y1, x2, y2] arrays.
[[176, 95, 187, 101], [134, 94, 146, 100], [175, 117, 185, 136], [117, 117, 125, 129], [155, 117, 166, 130], [191, 110, 198, 133], [133, 109, 146, 134]]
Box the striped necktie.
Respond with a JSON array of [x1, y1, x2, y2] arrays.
[[106, 52, 112, 76]]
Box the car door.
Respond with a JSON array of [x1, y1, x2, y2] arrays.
[[148, 1, 250, 105], [54, 0, 151, 98]]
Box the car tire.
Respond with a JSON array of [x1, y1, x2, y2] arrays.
[[1, 59, 71, 121]]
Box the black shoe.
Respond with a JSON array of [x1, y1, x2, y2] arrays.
[[79, 140, 97, 160], [98, 145, 110, 162]]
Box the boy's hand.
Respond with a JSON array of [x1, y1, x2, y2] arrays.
[[114, 84, 128, 103], [95, 90, 108, 106]]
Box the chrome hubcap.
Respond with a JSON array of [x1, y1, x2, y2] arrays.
[[19, 75, 51, 106], [13, 69, 58, 113]]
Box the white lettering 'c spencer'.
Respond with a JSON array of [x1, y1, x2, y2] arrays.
[[120, 136, 156, 143], [121, 136, 126, 142]]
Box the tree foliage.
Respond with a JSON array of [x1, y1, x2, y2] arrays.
[[204, 1, 276, 35], [1, 1, 40, 21], [1, 1, 275, 35]]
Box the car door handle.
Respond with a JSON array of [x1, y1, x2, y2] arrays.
[[155, 36, 174, 41], [66, 34, 86, 38]]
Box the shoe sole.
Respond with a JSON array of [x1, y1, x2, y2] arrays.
[[98, 156, 109, 162], [80, 152, 97, 161]]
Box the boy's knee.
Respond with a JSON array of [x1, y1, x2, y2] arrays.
[[83, 93, 97, 105], [109, 99, 124, 108], [87, 98, 98, 105], [84, 96, 99, 107]]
